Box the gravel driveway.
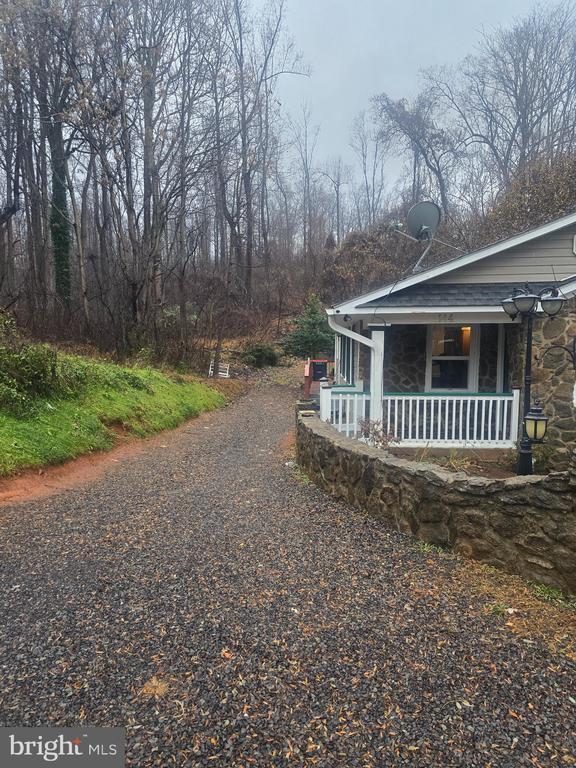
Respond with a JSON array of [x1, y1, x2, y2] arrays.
[[0, 382, 574, 767]]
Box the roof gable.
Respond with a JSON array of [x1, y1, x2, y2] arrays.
[[330, 211, 576, 315]]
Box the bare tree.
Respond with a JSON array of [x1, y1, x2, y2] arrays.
[[427, 2, 576, 189], [290, 104, 319, 277], [350, 111, 387, 228], [317, 156, 348, 244], [372, 92, 458, 215]]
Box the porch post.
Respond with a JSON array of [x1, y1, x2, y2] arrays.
[[319, 382, 332, 422], [370, 329, 385, 423]]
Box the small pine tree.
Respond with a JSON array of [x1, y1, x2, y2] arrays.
[[324, 232, 337, 251], [282, 295, 334, 358]]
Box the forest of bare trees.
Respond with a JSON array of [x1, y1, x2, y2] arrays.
[[2, 0, 576, 360], [0, 0, 321, 361]]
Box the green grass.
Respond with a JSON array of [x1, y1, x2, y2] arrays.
[[0, 355, 225, 476], [530, 582, 576, 610], [488, 602, 513, 617], [291, 463, 312, 486], [415, 540, 450, 557]]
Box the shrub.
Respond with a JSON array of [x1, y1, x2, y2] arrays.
[[282, 294, 334, 359], [0, 312, 155, 418], [55, 356, 89, 396], [133, 347, 155, 367], [91, 362, 148, 391], [0, 380, 30, 415], [0, 311, 19, 344], [359, 419, 400, 450], [0, 343, 57, 396], [241, 342, 279, 368]]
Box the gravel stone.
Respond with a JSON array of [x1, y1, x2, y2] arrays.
[[0, 382, 574, 767]]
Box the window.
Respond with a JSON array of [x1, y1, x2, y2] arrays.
[[337, 335, 355, 384], [426, 325, 478, 391]]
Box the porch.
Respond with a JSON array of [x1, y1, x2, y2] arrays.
[[322, 321, 522, 449]]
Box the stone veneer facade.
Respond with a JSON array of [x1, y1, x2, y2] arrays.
[[379, 324, 501, 393], [498, 302, 576, 469], [531, 302, 576, 469], [297, 413, 576, 594], [383, 326, 426, 392], [478, 325, 499, 392]]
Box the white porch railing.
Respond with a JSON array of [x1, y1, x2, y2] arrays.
[[382, 391, 520, 447], [320, 387, 521, 447], [320, 387, 371, 438]]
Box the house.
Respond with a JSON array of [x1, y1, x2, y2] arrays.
[[322, 211, 576, 467]]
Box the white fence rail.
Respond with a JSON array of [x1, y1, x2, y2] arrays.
[[320, 387, 371, 438], [382, 391, 520, 447], [208, 359, 231, 378], [321, 387, 520, 448]]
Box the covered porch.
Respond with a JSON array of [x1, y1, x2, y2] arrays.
[[321, 315, 521, 448]]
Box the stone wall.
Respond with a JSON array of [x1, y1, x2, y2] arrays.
[[502, 301, 576, 469], [297, 414, 576, 594], [531, 301, 576, 468], [383, 325, 427, 392], [478, 325, 499, 392]]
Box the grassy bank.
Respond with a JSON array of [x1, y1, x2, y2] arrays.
[[0, 354, 225, 477]]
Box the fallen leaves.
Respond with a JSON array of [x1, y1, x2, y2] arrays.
[[138, 676, 169, 699]]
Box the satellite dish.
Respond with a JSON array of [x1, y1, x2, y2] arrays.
[[407, 201, 442, 242]]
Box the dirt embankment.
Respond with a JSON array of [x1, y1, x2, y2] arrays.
[[0, 378, 252, 507]]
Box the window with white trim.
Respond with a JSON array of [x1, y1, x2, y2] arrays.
[[337, 335, 355, 384], [426, 325, 479, 391]]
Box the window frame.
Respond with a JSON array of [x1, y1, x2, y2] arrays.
[[337, 334, 356, 384], [425, 324, 480, 392]]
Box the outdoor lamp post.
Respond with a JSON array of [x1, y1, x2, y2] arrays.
[[501, 286, 565, 475]]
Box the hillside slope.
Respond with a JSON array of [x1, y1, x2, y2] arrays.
[[0, 350, 225, 476]]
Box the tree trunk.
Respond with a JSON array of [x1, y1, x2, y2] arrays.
[[48, 122, 71, 308]]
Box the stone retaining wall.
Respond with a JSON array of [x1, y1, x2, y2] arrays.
[[296, 413, 576, 594]]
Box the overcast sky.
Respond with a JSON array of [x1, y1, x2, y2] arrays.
[[278, 0, 530, 172]]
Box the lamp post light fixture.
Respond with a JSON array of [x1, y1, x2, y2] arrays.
[[524, 402, 549, 443], [501, 286, 565, 476]]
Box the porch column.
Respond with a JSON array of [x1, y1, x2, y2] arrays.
[[370, 329, 385, 423]]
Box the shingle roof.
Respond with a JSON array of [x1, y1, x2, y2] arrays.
[[357, 282, 557, 309]]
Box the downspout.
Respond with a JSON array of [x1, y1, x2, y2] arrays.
[[327, 313, 384, 422], [327, 314, 375, 349]]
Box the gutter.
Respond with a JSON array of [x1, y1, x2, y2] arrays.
[[327, 314, 375, 349]]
